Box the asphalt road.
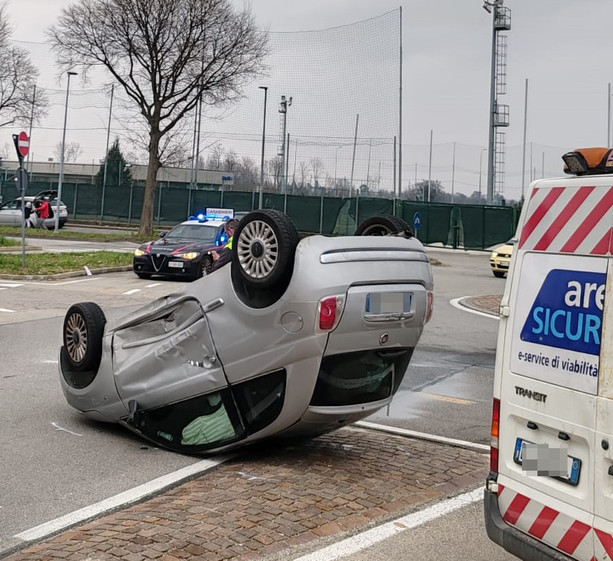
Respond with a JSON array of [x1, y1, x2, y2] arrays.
[[0, 245, 509, 559]]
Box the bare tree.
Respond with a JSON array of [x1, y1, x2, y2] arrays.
[[0, 2, 47, 129], [310, 158, 325, 188], [298, 161, 309, 188], [54, 141, 82, 163], [49, 0, 268, 236]]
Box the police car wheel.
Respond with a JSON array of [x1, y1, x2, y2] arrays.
[[233, 209, 299, 288], [199, 255, 213, 278], [62, 302, 106, 374], [355, 215, 412, 236]]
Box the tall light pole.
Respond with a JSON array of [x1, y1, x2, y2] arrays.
[[278, 95, 292, 192], [258, 86, 268, 209], [479, 148, 487, 202], [55, 71, 77, 233]]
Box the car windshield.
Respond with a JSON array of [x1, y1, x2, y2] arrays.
[[165, 223, 218, 242]]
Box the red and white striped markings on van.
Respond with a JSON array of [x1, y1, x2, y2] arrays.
[[511, 253, 606, 395], [497, 484, 613, 561], [519, 185, 613, 255]]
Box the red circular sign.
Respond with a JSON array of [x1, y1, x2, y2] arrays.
[[17, 131, 29, 157]]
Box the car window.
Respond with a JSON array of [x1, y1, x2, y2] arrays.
[[165, 223, 219, 242], [0, 200, 20, 210]]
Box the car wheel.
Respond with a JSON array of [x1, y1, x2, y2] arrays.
[[231, 210, 299, 308], [493, 271, 506, 278], [233, 209, 299, 288], [62, 302, 106, 374], [136, 272, 152, 279], [355, 215, 412, 236], [198, 254, 213, 279]]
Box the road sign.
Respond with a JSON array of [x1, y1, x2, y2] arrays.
[[16, 131, 29, 158], [413, 212, 422, 231]]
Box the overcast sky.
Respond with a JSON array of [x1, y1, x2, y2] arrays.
[[4, 0, 613, 198]]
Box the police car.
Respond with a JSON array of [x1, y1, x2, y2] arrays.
[[132, 208, 235, 280], [485, 147, 613, 561]]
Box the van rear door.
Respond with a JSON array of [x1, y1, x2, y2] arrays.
[[594, 260, 613, 560], [495, 180, 613, 560]]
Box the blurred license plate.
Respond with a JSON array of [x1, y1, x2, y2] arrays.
[[513, 438, 581, 486], [168, 261, 184, 268], [364, 292, 413, 322]]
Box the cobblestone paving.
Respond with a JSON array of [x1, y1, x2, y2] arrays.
[[4, 426, 488, 561]]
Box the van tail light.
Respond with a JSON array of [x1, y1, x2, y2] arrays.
[[490, 398, 500, 473], [317, 295, 345, 331], [425, 290, 434, 323]]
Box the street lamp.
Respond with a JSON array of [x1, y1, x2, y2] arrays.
[[478, 148, 487, 202], [278, 95, 292, 192], [258, 86, 268, 209], [334, 145, 343, 186], [55, 71, 77, 232]]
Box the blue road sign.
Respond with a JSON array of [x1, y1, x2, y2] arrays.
[[413, 212, 422, 231]]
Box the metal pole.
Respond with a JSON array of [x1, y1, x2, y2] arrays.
[[101, 84, 114, 219], [486, 4, 497, 205], [451, 141, 456, 204], [398, 6, 403, 201], [258, 86, 267, 209], [285, 133, 290, 193], [521, 78, 528, 201], [26, 84, 36, 181], [349, 113, 359, 198], [607, 82, 611, 148], [479, 148, 486, 202], [393, 136, 397, 198], [55, 71, 77, 233], [427, 129, 433, 202]]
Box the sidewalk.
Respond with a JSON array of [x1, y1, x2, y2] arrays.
[[3, 426, 488, 561]]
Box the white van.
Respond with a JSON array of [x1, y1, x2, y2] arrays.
[[485, 147, 613, 561]]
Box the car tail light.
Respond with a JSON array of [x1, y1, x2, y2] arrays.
[[425, 290, 434, 323], [490, 398, 500, 473], [317, 295, 345, 331]]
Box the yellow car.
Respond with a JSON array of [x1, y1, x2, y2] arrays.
[[489, 238, 516, 278]]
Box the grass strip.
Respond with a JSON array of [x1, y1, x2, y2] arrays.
[[0, 251, 133, 275]]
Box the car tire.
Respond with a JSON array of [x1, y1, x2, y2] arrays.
[[355, 215, 412, 236], [233, 209, 299, 288], [62, 302, 106, 374], [493, 271, 506, 278], [198, 254, 213, 279], [136, 272, 152, 279], [231, 210, 299, 308]]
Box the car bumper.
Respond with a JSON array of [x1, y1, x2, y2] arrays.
[[490, 258, 510, 273], [484, 481, 575, 561], [133, 256, 201, 278]]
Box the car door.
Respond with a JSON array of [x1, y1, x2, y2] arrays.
[[109, 295, 240, 451], [0, 200, 22, 225]]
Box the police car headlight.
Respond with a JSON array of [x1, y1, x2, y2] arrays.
[[134, 248, 145, 257], [177, 252, 199, 260]]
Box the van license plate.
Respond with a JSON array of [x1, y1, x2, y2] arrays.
[[513, 438, 581, 486]]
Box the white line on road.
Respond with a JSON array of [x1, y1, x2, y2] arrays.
[[450, 297, 500, 320], [292, 487, 484, 561], [0, 308, 15, 313], [123, 288, 141, 295], [0, 283, 23, 288], [51, 422, 82, 437], [145, 283, 163, 288], [14, 455, 233, 543]]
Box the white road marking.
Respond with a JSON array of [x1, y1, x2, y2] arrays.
[[355, 421, 489, 452], [14, 455, 233, 543], [26, 278, 99, 286], [123, 289, 141, 295], [0, 283, 23, 288], [450, 297, 500, 320], [292, 487, 483, 561], [0, 308, 15, 313], [145, 283, 163, 288], [51, 423, 82, 437]]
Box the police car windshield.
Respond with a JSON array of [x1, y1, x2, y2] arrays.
[[165, 223, 218, 242]]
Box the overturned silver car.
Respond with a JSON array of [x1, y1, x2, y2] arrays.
[[59, 210, 433, 454]]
